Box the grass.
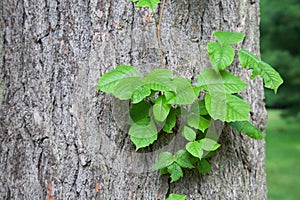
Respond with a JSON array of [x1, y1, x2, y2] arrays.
[[266, 109, 300, 200]]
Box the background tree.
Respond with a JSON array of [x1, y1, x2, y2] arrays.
[[261, 0, 300, 116], [0, 0, 267, 199]]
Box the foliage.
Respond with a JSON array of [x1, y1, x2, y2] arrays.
[[229, 121, 264, 139], [207, 32, 244, 71], [166, 194, 186, 200], [261, 0, 300, 116], [96, 1, 283, 198], [238, 49, 283, 93], [97, 31, 283, 186]]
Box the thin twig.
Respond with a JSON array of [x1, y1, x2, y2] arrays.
[[157, 0, 166, 68]]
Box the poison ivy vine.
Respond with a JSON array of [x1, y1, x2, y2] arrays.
[[96, 1, 283, 199]]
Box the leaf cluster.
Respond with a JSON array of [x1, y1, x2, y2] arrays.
[[96, 31, 283, 190]]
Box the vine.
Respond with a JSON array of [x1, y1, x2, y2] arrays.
[[97, 1, 283, 199]]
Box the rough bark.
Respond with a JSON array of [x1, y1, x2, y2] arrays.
[[0, 0, 267, 199]]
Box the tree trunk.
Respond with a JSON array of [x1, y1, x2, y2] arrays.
[[0, 0, 267, 199]]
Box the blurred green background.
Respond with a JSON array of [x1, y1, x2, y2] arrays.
[[261, 0, 300, 116], [261, 0, 300, 199]]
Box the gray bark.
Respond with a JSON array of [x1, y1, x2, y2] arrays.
[[0, 0, 267, 199]]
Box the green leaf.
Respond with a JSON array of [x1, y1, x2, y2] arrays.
[[166, 194, 186, 200], [214, 31, 244, 45], [129, 100, 151, 125], [129, 119, 157, 138], [207, 42, 235, 71], [112, 77, 143, 100], [164, 92, 176, 102], [153, 152, 174, 170], [134, 0, 161, 13], [153, 96, 171, 122], [205, 93, 250, 122], [259, 61, 284, 93], [143, 69, 174, 92], [229, 121, 264, 140], [200, 138, 221, 151], [204, 92, 226, 121], [131, 85, 151, 104], [186, 141, 203, 159], [160, 167, 168, 175], [166, 78, 197, 104], [238, 49, 260, 70], [197, 159, 211, 173], [238, 49, 283, 93], [204, 151, 215, 159], [97, 65, 140, 93], [176, 106, 188, 116], [187, 115, 211, 132], [129, 120, 158, 149], [182, 126, 196, 142], [193, 86, 201, 97], [174, 150, 195, 169], [188, 100, 211, 132], [163, 108, 177, 133], [167, 163, 183, 183], [190, 100, 208, 115], [130, 134, 157, 150], [197, 69, 247, 93], [145, 68, 173, 79]]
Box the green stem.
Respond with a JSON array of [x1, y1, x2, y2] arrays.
[[151, 9, 158, 25]]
